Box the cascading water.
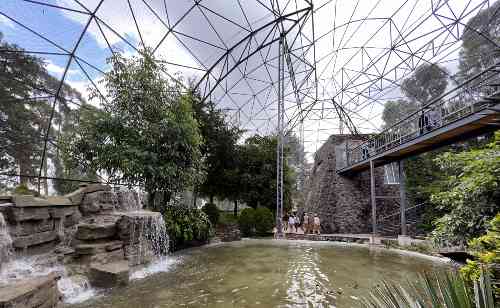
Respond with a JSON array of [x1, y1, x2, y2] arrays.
[[116, 190, 144, 212], [58, 275, 96, 304], [127, 212, 173, 279], [0, 212, 13, 270]]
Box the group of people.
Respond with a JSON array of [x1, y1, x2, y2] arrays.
[[283, 212, 321, 235]]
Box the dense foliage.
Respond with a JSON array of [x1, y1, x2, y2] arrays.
[[190, 89, 242, 204], [239, 135, 294, 211], [361, 269, 495, 308], [254, 207, 274, 235], [162, 205, 212, 251], [201, 203, 220, 226], [239, 208, 256, 236], [430, 132, 500, 246], [0, 32, 90, 194], [68, 49, 203, 210], [238, 207, 274, 236], [461, 214, 500, 293]]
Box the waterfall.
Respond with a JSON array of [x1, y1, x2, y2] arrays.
[[58, 275, 96, 304], [0, 212, 13, 269], [117, 190, 144, 212], [128, 212, 172, 279]]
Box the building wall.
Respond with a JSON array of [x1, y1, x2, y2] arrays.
[[302, 134, 400, 234]]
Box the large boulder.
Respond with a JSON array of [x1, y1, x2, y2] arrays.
[[0, 273, 61, 308], [75, 216, 119, 240], [80, 191, 117, 216], [65, 184, 111, 206], [12, 230, 57, 249], [8, 219, 54, 237], [89, 260, 129, 288], [5, 206, 50, 222], [74, 240, 124, 255]]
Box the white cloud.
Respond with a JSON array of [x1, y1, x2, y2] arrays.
[[0, 15, 15, 29], [45, 60, 78, 77]]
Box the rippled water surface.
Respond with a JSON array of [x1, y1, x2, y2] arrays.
[[70, 239, 448, 308]]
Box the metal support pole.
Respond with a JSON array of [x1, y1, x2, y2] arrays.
[[399, 160, 407, 236], [370, 160, 377, 235], [276, 34, 285, 239]]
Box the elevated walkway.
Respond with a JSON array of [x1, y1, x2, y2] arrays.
[[337, 64, 500, 175], [338, 101, 500, 174]]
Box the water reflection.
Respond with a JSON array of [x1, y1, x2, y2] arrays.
[[69, 240, 448, 308]]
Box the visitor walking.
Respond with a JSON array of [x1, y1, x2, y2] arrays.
[[288, 215, 296, 233], [313, 214, 321, 235], [294, 214, 301, 233], [303, 213, 310, 234], [283, 213, 289, 232]]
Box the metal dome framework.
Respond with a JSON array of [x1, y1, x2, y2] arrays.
[[0, 0, 499, 191]]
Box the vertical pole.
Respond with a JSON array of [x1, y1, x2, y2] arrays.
[[276, 34, 285, 239], [399, 160, 407, 236], [370, 160, 377, 235]]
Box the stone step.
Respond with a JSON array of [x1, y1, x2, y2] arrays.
[[89, 260, 129, 288], [74, 240, 124, 255], [75, 217, 119, 240], [0, 273, 60, 308]]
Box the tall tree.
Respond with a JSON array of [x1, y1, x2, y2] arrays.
[[189, 88, 242, 207], [0, 32, 85, 192], [431, 131, 500, 246], [238, 135, 294, 212], [400, 63, 448, 106], [68, 49, 203, 210], [459, 0, 500, 80]]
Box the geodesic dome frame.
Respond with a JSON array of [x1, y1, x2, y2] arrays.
[[1, 0, 499, 189]]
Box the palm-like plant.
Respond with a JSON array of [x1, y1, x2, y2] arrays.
[[361, 269, 495, 308]]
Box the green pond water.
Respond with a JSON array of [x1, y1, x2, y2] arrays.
[[71, 239, 449, 308]]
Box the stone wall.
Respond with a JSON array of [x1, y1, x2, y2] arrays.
[[301, 134, 400, 235], [0, 195, 80, 254]]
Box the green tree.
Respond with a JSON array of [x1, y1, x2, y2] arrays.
[[189, 88, 242, 210], [69, 49, 203, 211], [0, 32, 85, 193], [400, 63, 448, 106], [254, 207, 274, 235], [238, 135, 294, 211], [430, 132, 500, 246], [459, 0, 500, 80]]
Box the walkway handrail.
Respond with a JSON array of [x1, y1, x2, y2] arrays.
[[378, 201, 428, 222], [339, 60, 500, 169]]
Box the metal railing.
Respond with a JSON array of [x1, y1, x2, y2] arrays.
[[338, 63, 500, 170], [377, 202, 428, 236]]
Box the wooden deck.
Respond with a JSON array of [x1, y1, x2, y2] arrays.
[[338, 103, 500, 175]]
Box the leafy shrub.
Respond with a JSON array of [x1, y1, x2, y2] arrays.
[[162, 205, 213, 251], [361, 269, 495, 308], [201, 203, 220, 226], [254, 207, 274, 235], [13, 183, 38, 196], [461, 214, 500, 296], [219, 212, 238, 226], [239, 208, 256, 236]]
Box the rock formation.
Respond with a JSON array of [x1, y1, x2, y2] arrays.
[[301, 134, 400, 235]]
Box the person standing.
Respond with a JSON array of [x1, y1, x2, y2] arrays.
[[288, 215, 295, 233], [313, 214, 321, 235], [294, 214, 301, 233], [303, 213, 309, 234], [283, 212, 289, 232]]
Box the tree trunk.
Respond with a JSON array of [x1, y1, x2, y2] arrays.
[[193, 188, 198, 208], [43, 154, 48, 196], [163, 191, 171, 205], [209, 195, 214, 204], [148, 190, 156, 211], [233, 200, 238, 217]]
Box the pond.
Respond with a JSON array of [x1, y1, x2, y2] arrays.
[[69, 239, 449, 308]]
